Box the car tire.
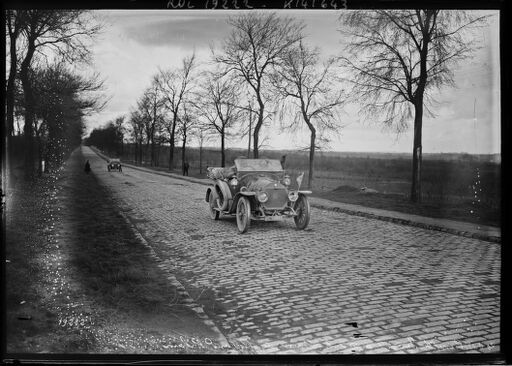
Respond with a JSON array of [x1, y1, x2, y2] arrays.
[[236, 197, 251, 234], [294, 194, 310, 230], [209, 190, 220, 220], [215, 181, 231, 211]]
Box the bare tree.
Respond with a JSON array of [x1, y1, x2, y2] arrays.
[[128, 109, 145, 164], [4, 10, 25, 196], [156, 53, 196, 170], [14, 10, 102, 178], [213, 12, 304, 158], [5, 11, 26, 140], [193, 72, 244, 167], [190, 122, 214, 175], [113, 116, 125, 155], [272, 41, 344, 189], [177, 102, 196, 174], [31, 61, 105, 172], [137, 82, 166, 166], [339, 10, 487, 202]]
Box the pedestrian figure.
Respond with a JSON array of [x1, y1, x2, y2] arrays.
[[84, 160, 91, 174], [280, 155, 287, 169], [183, 161, 189, 176]]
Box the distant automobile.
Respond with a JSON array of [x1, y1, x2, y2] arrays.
[[107, 158, 122, 172], [205, 158, 311, 234]]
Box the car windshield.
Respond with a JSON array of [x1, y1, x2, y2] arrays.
[[110, 159, 120, 163], [235, 159, 283, 172]]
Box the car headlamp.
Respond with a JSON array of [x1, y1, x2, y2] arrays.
[[283, 176, 291, 186], [230, 177, 239, 187], [288, 191, 299, 202], [257, 191, 269, 203]]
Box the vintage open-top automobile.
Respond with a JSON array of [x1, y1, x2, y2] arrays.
[[205, 158, 311, 233], [107, 158, 122, 172]]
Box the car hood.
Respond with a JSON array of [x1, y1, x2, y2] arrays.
[[245, 175, 285, 191]]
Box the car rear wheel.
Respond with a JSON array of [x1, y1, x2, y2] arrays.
[[236, 197, 251, 234], [294, 194, 310, 230], [208, 190, 220, 220]]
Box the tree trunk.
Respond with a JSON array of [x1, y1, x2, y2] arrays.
[[252, 99, 264, 159], [37, 135, 43, 176], [199, 141, 203, 174], [410, 102, 423, 203], [145, 141, 150, 165], [410, 12, 432, 203], [169, 138, 175, 170], [247, 107, 252, 158], [221, 128, 226, 167], [181, 133, 186, 174], [155, 142, 159, 167], [151, 138, 156, 167], [6, 28, 17, 139], [169, 121, 178, 170], [20, 45, 36, 179], [308, 128, 316, 189], [6, 13, 19, 181]]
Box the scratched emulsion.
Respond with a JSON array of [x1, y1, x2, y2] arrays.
[[36, 164, 97, 347]]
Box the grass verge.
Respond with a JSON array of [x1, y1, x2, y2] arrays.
[[314, 185, 499, 227], [5, 149, 226, 354]]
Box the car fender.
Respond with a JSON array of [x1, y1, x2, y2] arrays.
[[205, 187, 214, 202], [238, 190, 256, 197], [214, 180, 232, 211], [230, 191, 256, 213]]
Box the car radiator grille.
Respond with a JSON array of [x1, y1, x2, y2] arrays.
[[264, 189, 288, 209]]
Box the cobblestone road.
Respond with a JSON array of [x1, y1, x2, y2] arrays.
[[83, 147, 500, 354]]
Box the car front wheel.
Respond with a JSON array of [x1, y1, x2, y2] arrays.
[[294, 194, 310, 230], [208, 190, 220, 220], [236, 197, 251, 234]]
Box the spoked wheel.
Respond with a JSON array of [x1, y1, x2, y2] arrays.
[[236, 197, 251, 234], [208, 190, 220, 220], [294, 194, 310, 230]]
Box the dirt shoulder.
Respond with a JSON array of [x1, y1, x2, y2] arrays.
[[5, 147, 229, 354]]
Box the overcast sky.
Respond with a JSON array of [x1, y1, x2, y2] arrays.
[[86, 9, 500, 154]]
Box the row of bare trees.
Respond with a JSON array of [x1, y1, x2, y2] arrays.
[[117, 10, 484, 197], [85, 116, 125, 156], [125, 54, 197, 169], [5, 10, 105, 180], [120, 12, 344, 188], [124, 55, 248, 172], [5, 9, 485, 203]]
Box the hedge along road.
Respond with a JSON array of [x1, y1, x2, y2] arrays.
[[83, 146, 501, 355]]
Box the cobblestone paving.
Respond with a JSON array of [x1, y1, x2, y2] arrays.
[[83, 147, 501, 354]]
